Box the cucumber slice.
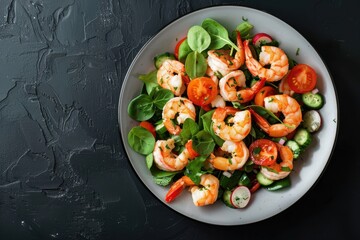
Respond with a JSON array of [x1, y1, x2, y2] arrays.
[[285, 140, 301, 159], [302, 92, 325, 109], [230, 186, 251, 208], [222, 190, 235, 208], [155, 121, 167, 134], [302, 110, 322, 133], [293, 128, 312, 149], [256, 172, 274, 186], [154, 52, 175, 69]]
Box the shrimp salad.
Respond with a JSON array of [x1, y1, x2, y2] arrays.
[[127, 18, 325, 209]]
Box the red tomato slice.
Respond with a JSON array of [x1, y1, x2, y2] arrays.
[[254, 86, 277, 106], [185, 140, 199, 159], [249, 139, 278, 166], [286, 64, 317, 93], [187, 77, 218, 107], [174, 37, 187, 60], [139, 121, 156, 138]]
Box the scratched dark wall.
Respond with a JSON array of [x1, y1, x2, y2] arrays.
[[0, 0, 359, 239]]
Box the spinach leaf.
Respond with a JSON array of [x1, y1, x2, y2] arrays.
[[187, 25, 211, 53], [127, 94, 154, 121], [192, 130, 215, 155], [184, 156, 207, 184], [202, 18, 238, 51], [232, 21, 254, 40], [128, 126, 155, 155], [180, 118, 199, 144], [185, 51, 207, 79], [138, 70, 159, 95], [145, 153, 153, 169], [178, 39, 192, 63], [219, 170, 243, 190], [200, 110, 224, 146], [151, 168, 181, 186], [152, 88, 174, 109]]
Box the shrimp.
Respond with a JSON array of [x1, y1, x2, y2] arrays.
[[207, 31, 245, 77], [162, 97, 196, 135], [261, 143, 293, 180], [278, 72, 295, 96], [250, 94, 302, 137], [244, 40, 289, 82], [212, 107, 251, 142], [219, 70, 266, 103], [157, 59, 186, 96], [153, 138, 190, 171], [165, 174, 219, 206], [206, 66, 219, 85], [209, 140, 249, 171], [210, 95, 226, 108]]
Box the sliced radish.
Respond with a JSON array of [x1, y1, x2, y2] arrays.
[[230, 186, 251, 208], [302, 110, 322, 132], [252, 33, 273, 47]]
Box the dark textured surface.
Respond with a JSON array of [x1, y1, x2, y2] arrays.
[[0, 0, 358, 239]]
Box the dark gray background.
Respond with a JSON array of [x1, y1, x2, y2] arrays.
[[0, 0, 358, 239]]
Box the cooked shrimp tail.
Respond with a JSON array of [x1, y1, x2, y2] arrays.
[[212, 107, 252, 142], [165, 174, 220, 206], [162, 97, 196, 135], [206, 31, 245, 77], [165, 176, 194, 203], [209, 140, 249, 170], [244, 40, 289, 82], [261, 143, 294, 180], [249, 94, 302, 137]]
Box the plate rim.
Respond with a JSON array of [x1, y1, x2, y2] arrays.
[[118, 4, 340, 226]]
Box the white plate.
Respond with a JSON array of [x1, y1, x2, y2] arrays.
[[118, 6, 339, 225]]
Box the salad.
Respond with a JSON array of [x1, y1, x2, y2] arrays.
[[127, 17, 324, 209]]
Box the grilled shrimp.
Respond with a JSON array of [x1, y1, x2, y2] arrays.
[[162, 97, 196, 135], [207, 31, 245, 77], [244, 40, 289, 82], [209, 140, 249, 171], [219, 70, 266, 103], [153, 139, 190, 171], [212, 107, 251, 142], [261, 143, 294, 180], [165, 174, 219, 206], [250, 94, 302, 137], [157, 59, 186, 96]]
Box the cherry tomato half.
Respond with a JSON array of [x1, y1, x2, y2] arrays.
[[139, 121, 156, 138], [249, 139, 278, 166], [286, 64, 317, 93], [254, 86, 277, 106], [174, 37, 187, 60], [187, 77, 218, 107], [185, 140, 199, 159]]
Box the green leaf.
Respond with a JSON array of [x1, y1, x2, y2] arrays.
[[249, 105, 283, 124], [184, 156, 207, 184], [152, 88, 174, 109], [200, 110, 224, 146], [145, 153, 153, 169], [220, 170, 243, 190], [127, 126, 155, 155], [192, 130, 215, 155], [187, 25, 211, 53], [180, 118, 199, 145], [127, 94, 155, 121], [231, 20, 254, 40], [150, 168, 181, 186], [138, 70, 159, 95], [185, 51, 207, 79], [201, 18, 238, 51], [178, 39, 192, 63]]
